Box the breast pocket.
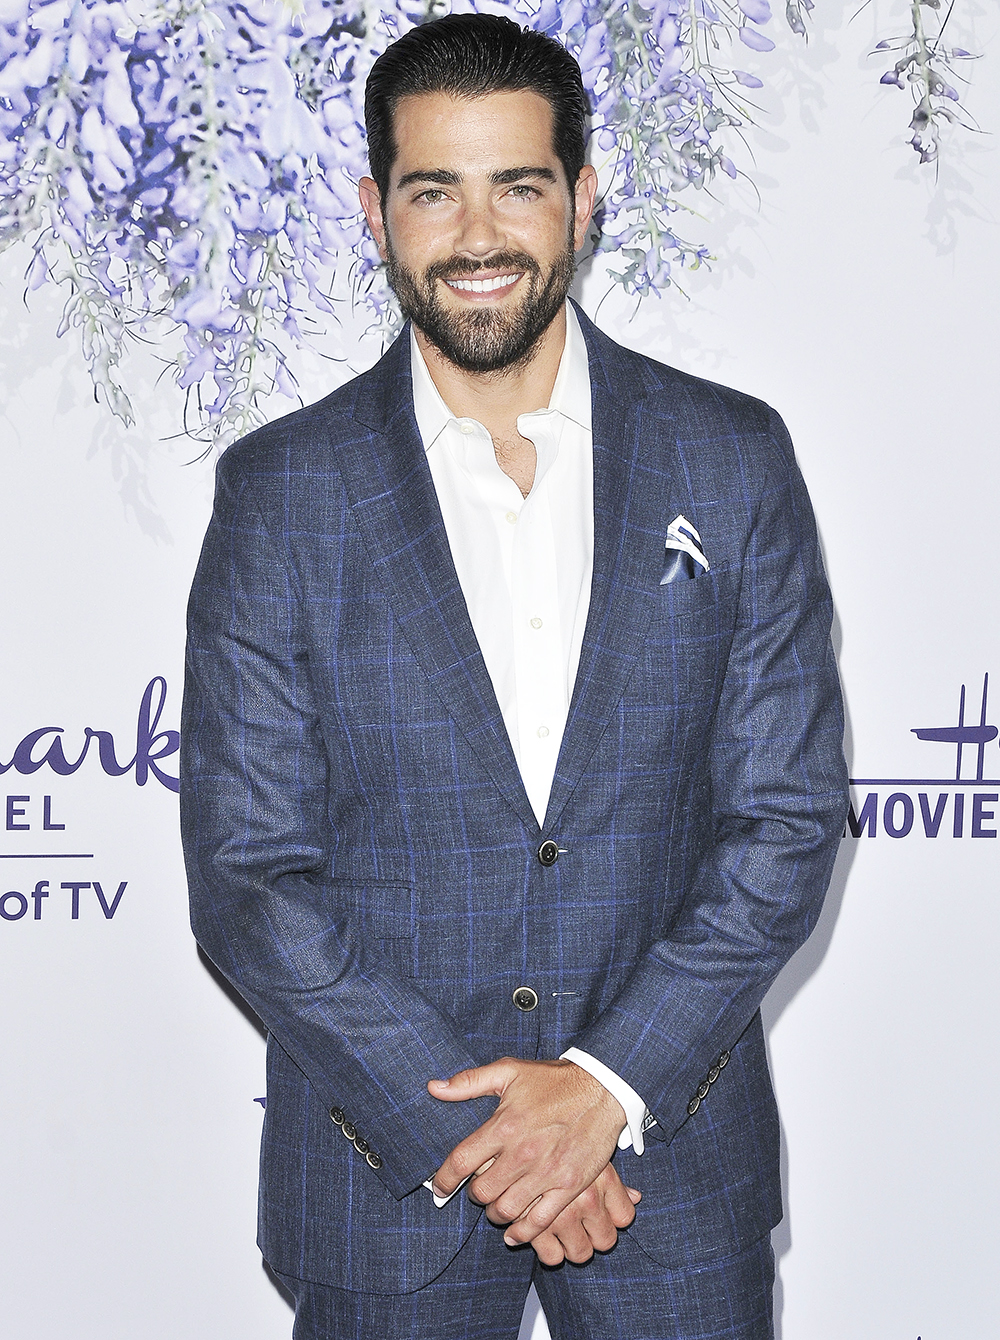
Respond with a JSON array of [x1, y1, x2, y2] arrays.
[[654, 572, 717, 617], [642, 574, 737, 706]]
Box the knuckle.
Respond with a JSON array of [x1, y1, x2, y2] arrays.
[[518, 1139, 542, 1166], [450, 1147, 473, 1175], [527, 1199, 557, 1230], [493, 1194, 520, 1225]]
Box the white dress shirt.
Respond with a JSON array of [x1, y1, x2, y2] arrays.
[[410, 308, 653, 1201]]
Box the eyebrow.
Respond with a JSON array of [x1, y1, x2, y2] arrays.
[[395, 165, 558, 191]]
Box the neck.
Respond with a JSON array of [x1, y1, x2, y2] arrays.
[[414, 305, 567, 433]]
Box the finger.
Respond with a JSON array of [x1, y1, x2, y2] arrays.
[[527, 1229, 565, 1268], [601, 1176, 639, 1229], [551, 1215, 596, 1265], [574, 1203, 618, 1255], [432, 1133, 502, 1198], [502, 1187, 575, 1245], [486, 1191, 541, 1227], [427, 1059, 516, 1102], [542, 1185, 617, 1260], [467, 1148, 539, 1212], [482, 1160, 569, 1227], [564, 1183, 619, 1254]]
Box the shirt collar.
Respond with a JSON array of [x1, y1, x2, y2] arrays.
[[409, 301, 592, 453]]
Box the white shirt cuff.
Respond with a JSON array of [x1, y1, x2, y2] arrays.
[[560, 1047, 656, 1156], [423, 1175, 469, 1208]]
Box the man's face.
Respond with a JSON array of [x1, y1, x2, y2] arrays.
[[359, 89, 597, 373]]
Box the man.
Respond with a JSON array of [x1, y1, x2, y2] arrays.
[[181, 14, 847, 1339]]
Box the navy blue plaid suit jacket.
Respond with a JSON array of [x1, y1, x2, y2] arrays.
[[181, 303, 848, 1294]]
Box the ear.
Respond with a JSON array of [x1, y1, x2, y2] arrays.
[[359, 177, 388, 259], [572, 165, 599, 253]]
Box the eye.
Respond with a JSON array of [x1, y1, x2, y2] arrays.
[[507, 183, 540, 199], [415, 188, 446, 204]]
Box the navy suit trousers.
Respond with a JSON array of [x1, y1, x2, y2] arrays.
[[274, 1221, 775, 1340]]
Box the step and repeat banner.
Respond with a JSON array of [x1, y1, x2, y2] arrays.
[[1, 4, 997, 1338]]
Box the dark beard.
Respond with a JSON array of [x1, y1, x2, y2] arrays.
[[384, 240, 575, 374]]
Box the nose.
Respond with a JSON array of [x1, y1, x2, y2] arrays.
[[454, 194, 505, 259]]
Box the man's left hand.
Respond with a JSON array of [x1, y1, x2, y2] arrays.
[[427, 1057, 627, 1243]]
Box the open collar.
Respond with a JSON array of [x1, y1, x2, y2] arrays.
[[409, 301, 592, 453]]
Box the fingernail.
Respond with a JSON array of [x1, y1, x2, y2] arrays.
[[504, 1234, 516, 1247], [430, 1077, 449, 1087]]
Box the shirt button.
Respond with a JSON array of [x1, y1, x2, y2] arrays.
[[505, 511, 518, 525], [459, 421, 475, 435], [530, 617, 543, 629], [512, 986, 539, 1011], [537, 839, 559, 866], [537, 726, 549, 738]]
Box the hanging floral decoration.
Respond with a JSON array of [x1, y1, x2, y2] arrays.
[[875, 1, 977, 165], [0, 0, 982, 448]]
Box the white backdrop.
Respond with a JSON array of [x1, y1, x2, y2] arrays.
[[2, 6, 998, 1338]]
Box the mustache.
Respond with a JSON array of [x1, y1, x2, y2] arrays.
[[425, 253, 541, 284]]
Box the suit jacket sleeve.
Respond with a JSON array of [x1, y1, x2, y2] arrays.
[[180, 445, 495, 1201], [571, 404, 848, 1143]]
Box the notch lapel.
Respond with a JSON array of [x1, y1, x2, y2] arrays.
[[543, 311, 672, 831], [330, 332, 539, 834]]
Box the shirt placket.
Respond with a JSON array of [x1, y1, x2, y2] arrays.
[[509, 420, 566, 826]]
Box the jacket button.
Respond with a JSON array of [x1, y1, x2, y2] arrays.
[[366, 1152, 383, 1170], [353, 1136, 370, 1154], [687, 1096, 701, 1116], [707, 1065, 720, 1083], [718, 1050, 731, 1068], [537, 840, 559, 866], [341, 1121, 357, 1140], [512, 986, 539, 1011], [697, 1081, 711, 1099], [330, 1107, 345, 1125]]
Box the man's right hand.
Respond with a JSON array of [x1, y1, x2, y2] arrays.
[[514, 1162, 641, 1266]]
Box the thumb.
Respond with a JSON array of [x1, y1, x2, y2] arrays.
[[427, 1059, 514, 1101], [626, 1187, 642, 1203]]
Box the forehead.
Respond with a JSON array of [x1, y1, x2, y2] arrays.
[[389, 89, 561, 181]]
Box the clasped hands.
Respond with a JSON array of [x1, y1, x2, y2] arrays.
[[427, 1058, 640, 1266]]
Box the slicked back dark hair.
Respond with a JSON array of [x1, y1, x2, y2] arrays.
[[364, 14, 590, 203]]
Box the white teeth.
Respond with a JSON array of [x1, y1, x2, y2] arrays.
[[445, 273, 520, 293]]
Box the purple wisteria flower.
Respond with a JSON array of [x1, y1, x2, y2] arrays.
[[0, 0, 777, 445]]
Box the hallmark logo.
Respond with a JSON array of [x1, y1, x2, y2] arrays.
[[0, 678, 178, 794], [846, 675, 998, 839]]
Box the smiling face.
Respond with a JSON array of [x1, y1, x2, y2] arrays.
[[359, 89, 597, 374]]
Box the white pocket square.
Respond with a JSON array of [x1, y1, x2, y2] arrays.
[[661, 515, 709, 584]]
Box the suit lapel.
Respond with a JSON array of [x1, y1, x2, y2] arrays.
[[543, 310, 672, 831], [331, 332, 539, 834]]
